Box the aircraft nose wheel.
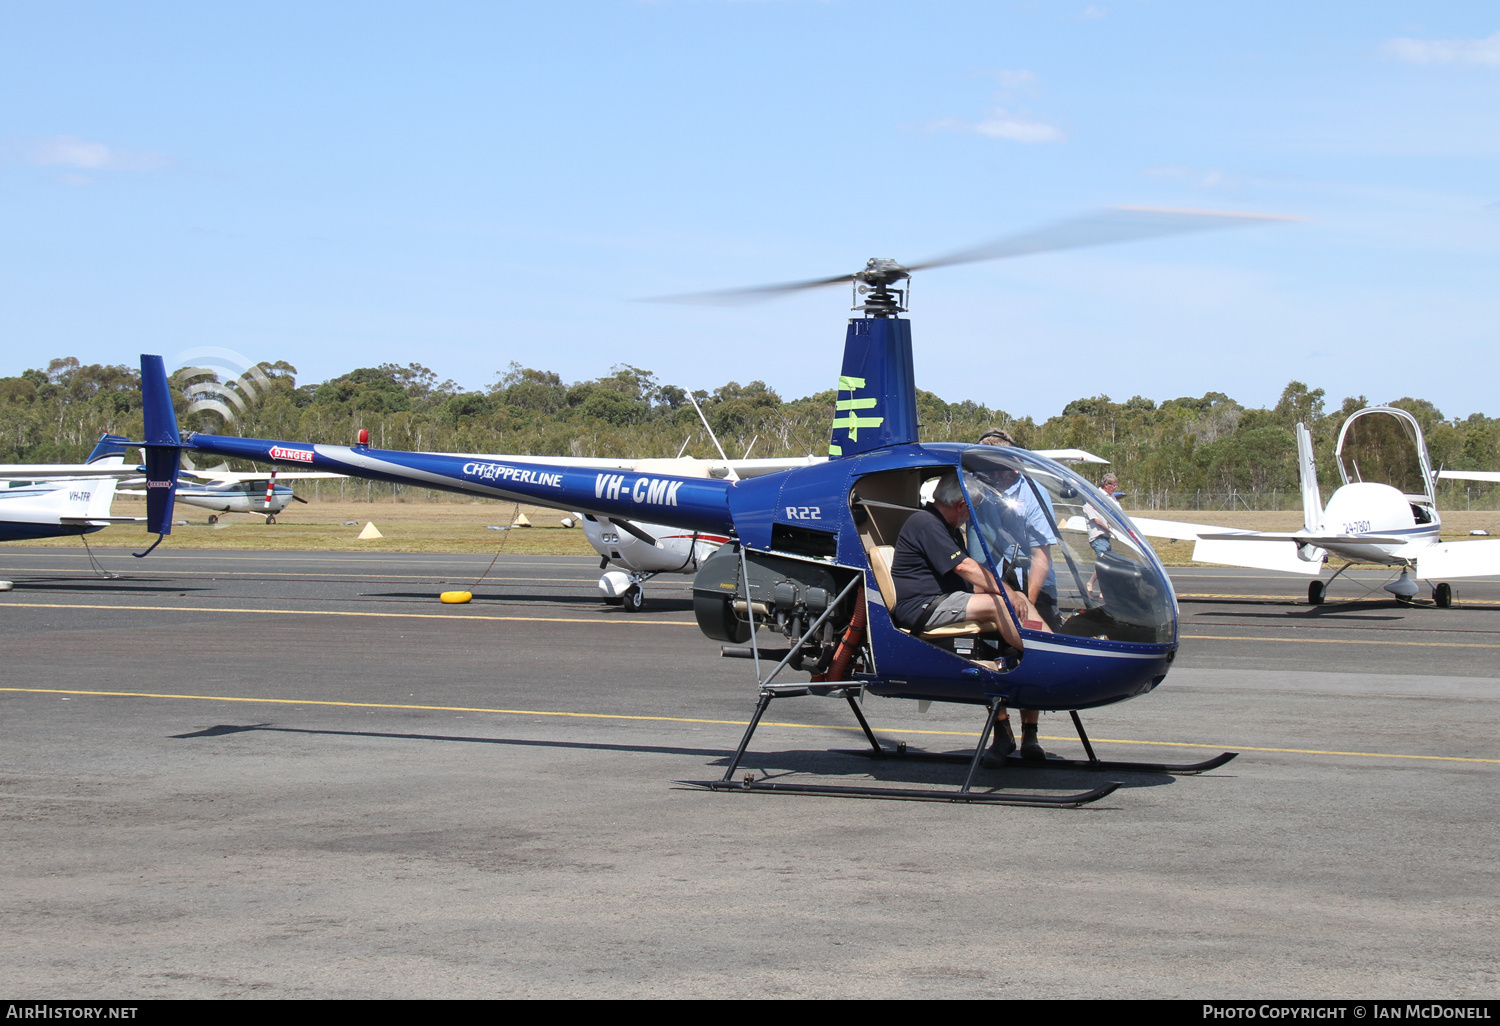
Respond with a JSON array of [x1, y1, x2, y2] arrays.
[[207, 514, 219, 525], [1433, 582, 1453, 608], [622, 584, 644, 613], [1308, 580, 1325, 605]]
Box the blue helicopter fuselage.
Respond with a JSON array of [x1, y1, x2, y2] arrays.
[[137, 312, 1179, 714]]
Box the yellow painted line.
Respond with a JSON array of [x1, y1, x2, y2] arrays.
[[5, 553, 578, 567], [1065, 734, 1500, 764], [0, 569, 607, 583], [3, 687, 1495, 766], [1182, 633, 1500, 649], [7, 602, 1497, 644], [1177, 592, 1500, 605], [0, 601, 695, 626]]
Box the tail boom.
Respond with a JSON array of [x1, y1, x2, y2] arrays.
[[183, 432, 737, 535]]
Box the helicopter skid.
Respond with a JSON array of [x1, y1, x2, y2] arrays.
[[832, 747, 1237, 775], [683, 778, 1120, 807], [705, 688, 1126, 807]]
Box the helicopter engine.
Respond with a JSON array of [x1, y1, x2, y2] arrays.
[[691, 543, 857, 675]]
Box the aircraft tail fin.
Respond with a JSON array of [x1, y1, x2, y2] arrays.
[[139, 355, 182, 540], [1296, 422, 1322, 533], [86, 433, 134, 465], [827, 317, 918, 459]]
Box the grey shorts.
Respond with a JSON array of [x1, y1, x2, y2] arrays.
[[923, 592, 975, 629]]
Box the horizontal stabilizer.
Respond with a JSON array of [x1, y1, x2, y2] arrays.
[[1192, 537, 1323, 575], [1416, 540, 1500, 580], [0, 465, 141, 480], [59, 516, 148, 525]]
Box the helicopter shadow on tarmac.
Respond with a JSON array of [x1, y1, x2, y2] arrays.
[[167, 723, 1179, 793], [720, 746, 1180, 793], [4, 578, 215, 595], [172, 723, 731, 761]]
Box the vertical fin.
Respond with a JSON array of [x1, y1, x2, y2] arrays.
[[85, 433, 133, 464], [827, 318, 918, 459], [140, 355, 182, 538], [1296, 422, 1322, 533]]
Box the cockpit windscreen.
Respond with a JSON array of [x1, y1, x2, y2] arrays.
[[960, 447, 1176, 644]]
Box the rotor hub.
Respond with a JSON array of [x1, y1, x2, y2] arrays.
[[852, 259, 910, 317]]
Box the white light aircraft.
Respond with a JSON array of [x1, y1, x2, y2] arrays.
[[0, 435, 146, 547], [1131, 406, 1500, 606], [83, 434, 345, 523], [121, 468, 347, 523]]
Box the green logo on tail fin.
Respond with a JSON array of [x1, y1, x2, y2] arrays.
[[829, 374, 884, 455]]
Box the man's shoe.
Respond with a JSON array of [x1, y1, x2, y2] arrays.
[[1019, 737, 1048, 760], [1020, 723, 1047, 761], [981, 719, 1017, 767]]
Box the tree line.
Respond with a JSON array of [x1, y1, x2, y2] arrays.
[[3, 356, 1497, 503]]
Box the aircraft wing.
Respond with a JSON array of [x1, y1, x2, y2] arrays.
[[1438, 470, 1500, 483], [1197, 531, 1411, 546], [1127, 516, 1246, 542], [0, 464, 142, 480], [1033, 448, 1109, 465], [1416, 539, 1500, 580], [1128, 517, 1325, 574], [180, 471, 348, 482], [1130, 518, 1407, 547]]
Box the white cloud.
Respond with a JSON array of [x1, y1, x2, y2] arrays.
[[1384, 30, 1500, 67], [6, 135, 171, 171], [1078, 6, 1107, 20], [932, 72, 1064, 143], [991, 69, 1038, 92], [970, 110, 1065, 143], [1145, 165, 1238, 189], [932, 110, 1064, 143]]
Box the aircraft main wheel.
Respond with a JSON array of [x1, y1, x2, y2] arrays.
[[266, 515, 276, 525], [208, 515, 219, 525], [1308, 580, 1325, 605], [623, 585, 644, 613], [1434, 582, 1453, 608]]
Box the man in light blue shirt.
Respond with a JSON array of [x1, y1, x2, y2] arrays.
[[972, 429, 1062, 763]]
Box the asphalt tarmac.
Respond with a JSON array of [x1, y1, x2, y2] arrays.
[[2, 547, 1498, 999]]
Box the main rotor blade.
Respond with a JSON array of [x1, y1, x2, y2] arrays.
[[650, 272, 856, 306], [907, 206, 1299, 272], [650, 205, 1297, 305]]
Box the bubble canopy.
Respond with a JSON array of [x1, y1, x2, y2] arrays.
[[958, 446, 1178, 646]]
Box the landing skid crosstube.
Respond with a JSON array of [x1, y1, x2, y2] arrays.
[[681, 686, 1125, 807]]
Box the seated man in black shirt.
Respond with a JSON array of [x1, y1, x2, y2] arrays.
[[889, 473, 1034, 653]]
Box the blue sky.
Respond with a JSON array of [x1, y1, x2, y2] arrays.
[[2, 1, 1497, 420]]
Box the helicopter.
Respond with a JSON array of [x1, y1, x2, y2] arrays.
[[132, 205, 1290, 805]]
